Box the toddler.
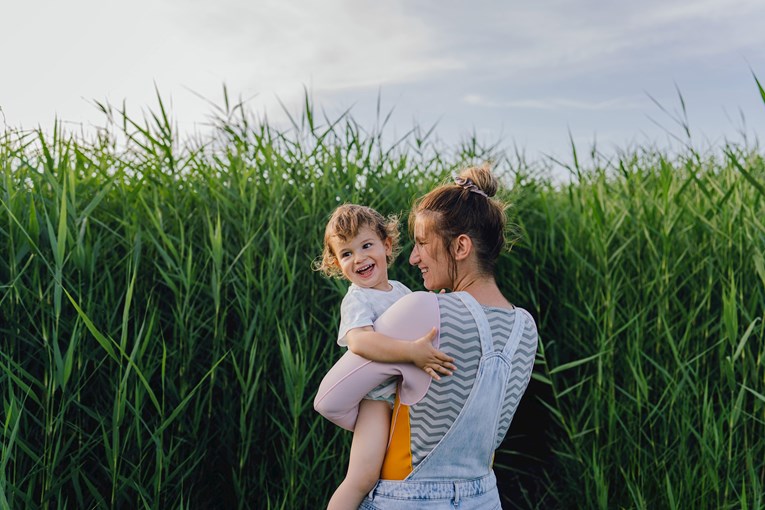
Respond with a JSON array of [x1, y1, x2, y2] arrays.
[[315, 204, 455, 509]]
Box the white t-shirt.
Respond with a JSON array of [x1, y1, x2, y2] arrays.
[[337, 280, 411, 346]]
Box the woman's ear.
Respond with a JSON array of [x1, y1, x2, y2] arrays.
[[451, 234, 473, 261]]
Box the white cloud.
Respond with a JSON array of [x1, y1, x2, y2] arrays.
[[1, 0, 763, 157], [0, 0, 461, 133], [464, 94, 647, 111], [169, 0, 462, 92], [449, 0, 765, 78]]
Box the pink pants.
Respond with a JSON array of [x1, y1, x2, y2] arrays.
[[314, 292, 441, 431]]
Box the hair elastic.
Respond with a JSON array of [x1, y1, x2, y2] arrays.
[[453, 176, 488, 198]]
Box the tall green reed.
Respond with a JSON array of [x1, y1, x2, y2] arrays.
[[1, 86, 763, 509], [518, 144, 765, 508]]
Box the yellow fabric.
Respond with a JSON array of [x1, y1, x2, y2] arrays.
[[380, 395, 412, 480]]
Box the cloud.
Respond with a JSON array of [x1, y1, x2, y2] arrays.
[[0, 0, 464, 132], [2, 0, 763, 152], [428, 0, 765, 80], [170, 0, 462, 93], [463, 94, 648, 111]]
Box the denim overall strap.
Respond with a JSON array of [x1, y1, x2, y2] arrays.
[[404, 292, 515, 481], [500, 307, 525, 361]]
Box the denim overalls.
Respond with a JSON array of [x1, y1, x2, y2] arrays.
[[360, 292, 529, 509]]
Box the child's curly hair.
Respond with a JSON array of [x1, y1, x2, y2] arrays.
[[314, 204, 401, 278]]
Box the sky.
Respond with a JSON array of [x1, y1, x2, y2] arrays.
[[2, 0, 765, 164]]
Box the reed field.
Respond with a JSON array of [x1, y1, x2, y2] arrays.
[[1, 89, 764, 509]]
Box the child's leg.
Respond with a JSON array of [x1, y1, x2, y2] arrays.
[[327, 399, 391, 510]]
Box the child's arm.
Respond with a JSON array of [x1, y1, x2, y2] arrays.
[[344, 326, 456, 379]]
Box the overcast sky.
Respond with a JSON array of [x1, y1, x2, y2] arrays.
[[2, 0, 764, 162]]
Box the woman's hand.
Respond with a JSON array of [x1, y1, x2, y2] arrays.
[[409, 327, 456, 380]]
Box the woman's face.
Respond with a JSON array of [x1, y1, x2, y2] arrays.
[[409, 214, 452, 291]]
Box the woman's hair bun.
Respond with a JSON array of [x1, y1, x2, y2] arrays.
[[458, 164, 498, 198]]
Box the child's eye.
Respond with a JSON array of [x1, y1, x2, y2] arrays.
[[362, 243, 372, 249], [341, 251, 351, 258]]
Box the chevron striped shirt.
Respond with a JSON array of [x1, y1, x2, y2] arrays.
[[407, 293, 538, 467]]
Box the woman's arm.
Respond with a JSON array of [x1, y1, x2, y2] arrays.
[[345, 327, 455, 379]]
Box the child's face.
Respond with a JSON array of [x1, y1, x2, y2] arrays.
[[331, 225, 393, 291]]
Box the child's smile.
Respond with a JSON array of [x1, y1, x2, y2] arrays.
[[356, 263, 375, 277]]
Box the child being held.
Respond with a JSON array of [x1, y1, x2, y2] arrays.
[[315, 204, 456, 510]]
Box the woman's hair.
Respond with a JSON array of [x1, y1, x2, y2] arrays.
[[314, 204, 401, 278], [409, 163, 510, 280]]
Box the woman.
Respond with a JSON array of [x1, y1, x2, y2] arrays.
[[315, 164, 538, 509]]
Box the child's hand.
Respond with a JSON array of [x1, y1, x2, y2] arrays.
[[409, 327, 456, 380]]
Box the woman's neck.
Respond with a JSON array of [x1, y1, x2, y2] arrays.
[[453, 274, 513, 309]]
